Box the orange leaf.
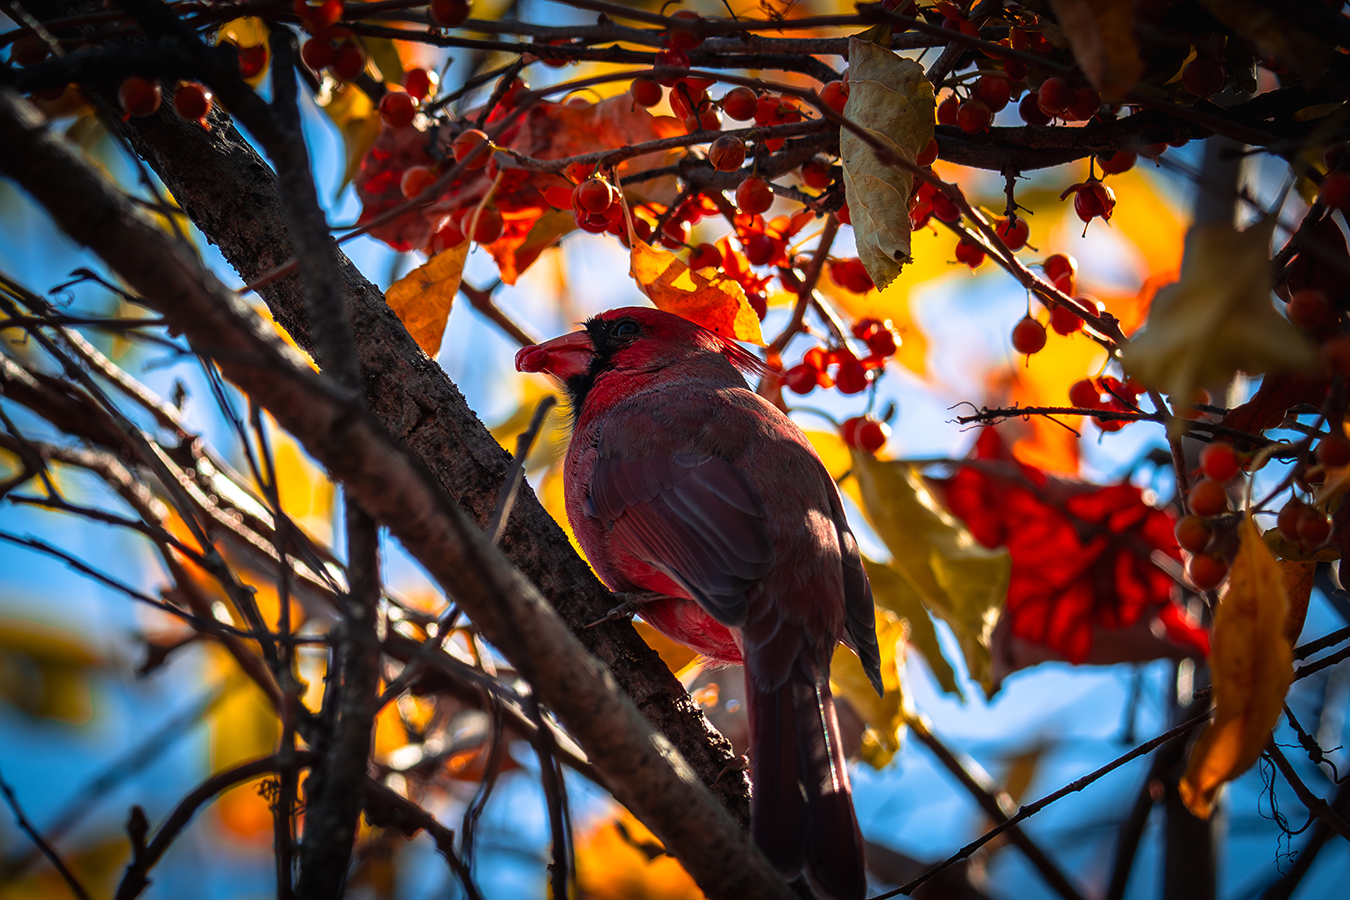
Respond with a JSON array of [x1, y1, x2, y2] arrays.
[[1180, 515, 1293, 819], [575, 808, 705, 900], [1282, 559, 1315, 645], [630, 240, 764, 345], [384, 240, 469, 356]]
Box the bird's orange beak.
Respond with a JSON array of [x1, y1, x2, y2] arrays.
[[515, 329, 594, 381]]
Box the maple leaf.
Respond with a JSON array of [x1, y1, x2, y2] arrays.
[[1180, 515, 1292, 819], [839, 36, 935, 291], [934, 429, 1208, 672], [630, 239, 765, 345], [383, 239, 469, 356], [1122, 219, 1316, 408]]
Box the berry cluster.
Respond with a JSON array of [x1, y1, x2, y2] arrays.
[[116, 76, 214, 128], [1066, 376, 1146, 432], [295, 0, 370, 83], [783, 318, 900, 398]]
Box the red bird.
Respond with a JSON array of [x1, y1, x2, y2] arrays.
[[516, 307, 881, 899]]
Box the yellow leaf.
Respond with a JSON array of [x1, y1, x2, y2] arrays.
[[575, 808, 704, 900], [0, 618, 100, 723], [384, 241, 470, 357], [1180, 515, 1293, 819], [630, 240, 764, 345], [1122, 219, 1316, 410], [863, 559, 960, 695], [318, 81, 382, 190], [849, 451, 1010, 692], [832, 609, 908, 768], [803, 429, 852, 481], [1047, 0, 1144, 101], [839, 37, 935, 291]]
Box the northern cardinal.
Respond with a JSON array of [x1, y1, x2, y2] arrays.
[[516, 307, 881, 899]]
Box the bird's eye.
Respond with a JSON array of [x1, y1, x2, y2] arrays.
[[612, 319, 641, 337]]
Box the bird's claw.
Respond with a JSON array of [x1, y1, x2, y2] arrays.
[[585, 591, 661, 628]]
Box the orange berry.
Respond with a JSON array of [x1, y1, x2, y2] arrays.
[[1187, 554, 1228, 590], [1174, 515, 1211, 553], [1188, 478, 1228, 517], [1200, 442, 1240, 482]]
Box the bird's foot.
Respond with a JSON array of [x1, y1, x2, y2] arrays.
[[714, 755, 749, 783], [585, 591, 663, 628]]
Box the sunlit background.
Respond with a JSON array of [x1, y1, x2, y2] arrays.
[[2, 1, 1348, 899]]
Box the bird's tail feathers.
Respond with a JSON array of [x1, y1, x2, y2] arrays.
[[747, 658, 865, 900]]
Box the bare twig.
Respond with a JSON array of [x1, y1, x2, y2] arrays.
[[1265, 741, 1350, 843], [0, 763, 93, 900], [489, 394, 557, 544]]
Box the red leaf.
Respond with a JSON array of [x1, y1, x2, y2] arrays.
[[934, 429, 1207, 666]]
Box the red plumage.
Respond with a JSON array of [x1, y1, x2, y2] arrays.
[[516, 307, 881, 899]]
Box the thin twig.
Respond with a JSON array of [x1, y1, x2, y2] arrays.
[[489, 395, 557, 544], [0, 763, 93, 900], [1265, 741, 1350, 843]]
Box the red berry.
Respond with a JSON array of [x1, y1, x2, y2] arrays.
[[1288, 289, 1336, 330], [830, 259, 874, 294], [1011, 317, 1046, 354], [1002, 58, 1027, 82], [430, 0, 470, 27], [820, 80, 849, 114], [995, 217, 1029, 251], [801, 157, 832, 190], [1175, 515, 1212, 553], [1300, 510, 1332, 546], [1324, 336, 1350, 375], [1050, 304, 1082, 335], [660, 218, 689, 250], [721, 87, 757, 121], [404, 67, 437, 100], [843, 416, 889, 452], [956, 98, 992, 133], [301, 37, 334, 70], [930, 191, 960, 223], [1201, 442, 1240, 481], [1042, 253, 1077, 285], [973, 75, 1010, 112], [1322, 172, 1350, 213], [1187, 554, 1228, 590], [629, 76, 663, 108], [118, 76, 162, 118], [954, 239, 985, 268], [916, 137, 939, 167], [785, 363, 818, 394], [1278, 499, 1311, 541], [379, 89, 418, 128], [10, 36, 47, 67], [453, 129, 490, 169], [431, 219, 465, 253], [1073, 182, 1116, 224], [294, 0, 344, 28], [173, 82, 213, 123], [564, 162, 595, 184], [688, 243, 722, 270], [666, 9, 703, 51], [709, 135, 746, 172], [1325, 142, 1349, 171], [331, 42, 366, 81], [1018, 91, 1051, 125], [1182, 58, 1225, 98], [1097, 149, 1136, 175], [835, 360, 868, 394], [742, 233, 774, 266], [401, 165, 438, 198], [464, 206, 503, 243], [836, 201, 851, 226], [654, 47, 691, 86], [1066, 87, 1101, 121], [237, 43, 269, 80], [736, 177, 774, 215], [1317, 436, 1350, 468], [1068, 379, 1100, 408], [937, 95, 959, 125], [1138, 142, 1168, 160], [574, 178, 616, 213], [1037, 77, 1071, 116], [1188, 479, 1228, 517]]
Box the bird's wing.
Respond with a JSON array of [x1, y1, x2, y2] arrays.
[[587, 451, 775, 627]]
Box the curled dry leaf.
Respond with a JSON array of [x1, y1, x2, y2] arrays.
[[849, 449, 1010, 693], [1047, 0, 1143, 101], [1122, 220, 1315, 410], [629, 240, 765, 345], [831, 608, 908, 768], [862, 559, 959, 695], [839, 36, 935, 291], [1180, 515, 1293, 819], [383, 239, 470, 357]]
